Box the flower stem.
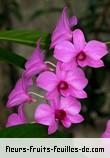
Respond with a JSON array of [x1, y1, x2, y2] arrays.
[[49, 68, 54, 71], [30, 121, 36, 124], [106, 42, 110, 45], [45, 61, 56, 68], [29, 91, 44, 99]]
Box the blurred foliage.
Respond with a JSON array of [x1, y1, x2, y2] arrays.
[[9, 0, 23, 21], [79, 0, 110, 126], [0, 0, 22, 28], [30, 7, 62, 21], [79, 0, 110, 35], [0, 47, 26, 68], [0, 0, 23, 127]]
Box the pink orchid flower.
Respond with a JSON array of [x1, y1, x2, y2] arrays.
[[24, 40, 48, 78], [51, 7, 78, 48], [102, 120, 110, 138], [54, 29, 108, 68], [35, 97, 84, 134], [36, 63, 88, 99], [6, 105, 27, 127], [7, 76, 32, 108]]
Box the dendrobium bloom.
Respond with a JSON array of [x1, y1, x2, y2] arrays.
[[54, 29, 108, 68], [102, 120, 110, 138], [5, 7, 108, 136], [24, 40, 48, 78], [36, 63, 88, 99], [35, 97, 84, 134], [7, 76, 32, 108], [6, 105, 26, 127], [51, 7, 78, 48]]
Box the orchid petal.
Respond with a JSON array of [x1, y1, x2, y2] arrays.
[[54, 41, 76, 63], [36, 71, 58, 91], [84, 40, 108, 60], [25, 40, 47, 78], [60, 97, 81, 115], [6, 105, 26, 127], [51, 7, 72, 48], [66, 68, 88, 90], [61, 116, 72, 128], [69, 114, 84, 123], [73, 29, 86, 51], [48, 121, 58, 134], [7, 78, 31, 108], [69, 16, 78, 28], [70, 88, 87, 99], [35, 104, 54, 126]]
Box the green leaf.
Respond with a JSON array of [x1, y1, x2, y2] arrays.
[[0, 30, 51, 68], [0, 47, 26, 68], [0, 124, 69, 138], [0, 30, 51, 49]]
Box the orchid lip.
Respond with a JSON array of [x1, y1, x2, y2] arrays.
[[55, 109, 66, 120], [57, 81, 69, 91], [76, 51, 86, 61]]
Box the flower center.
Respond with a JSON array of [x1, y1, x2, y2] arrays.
[[76, 52, 86, 61], [57, 81, 68, 91], [55, 109, 66, 120]]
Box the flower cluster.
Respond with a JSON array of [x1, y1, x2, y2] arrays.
[[6, 7, 108, 135]]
